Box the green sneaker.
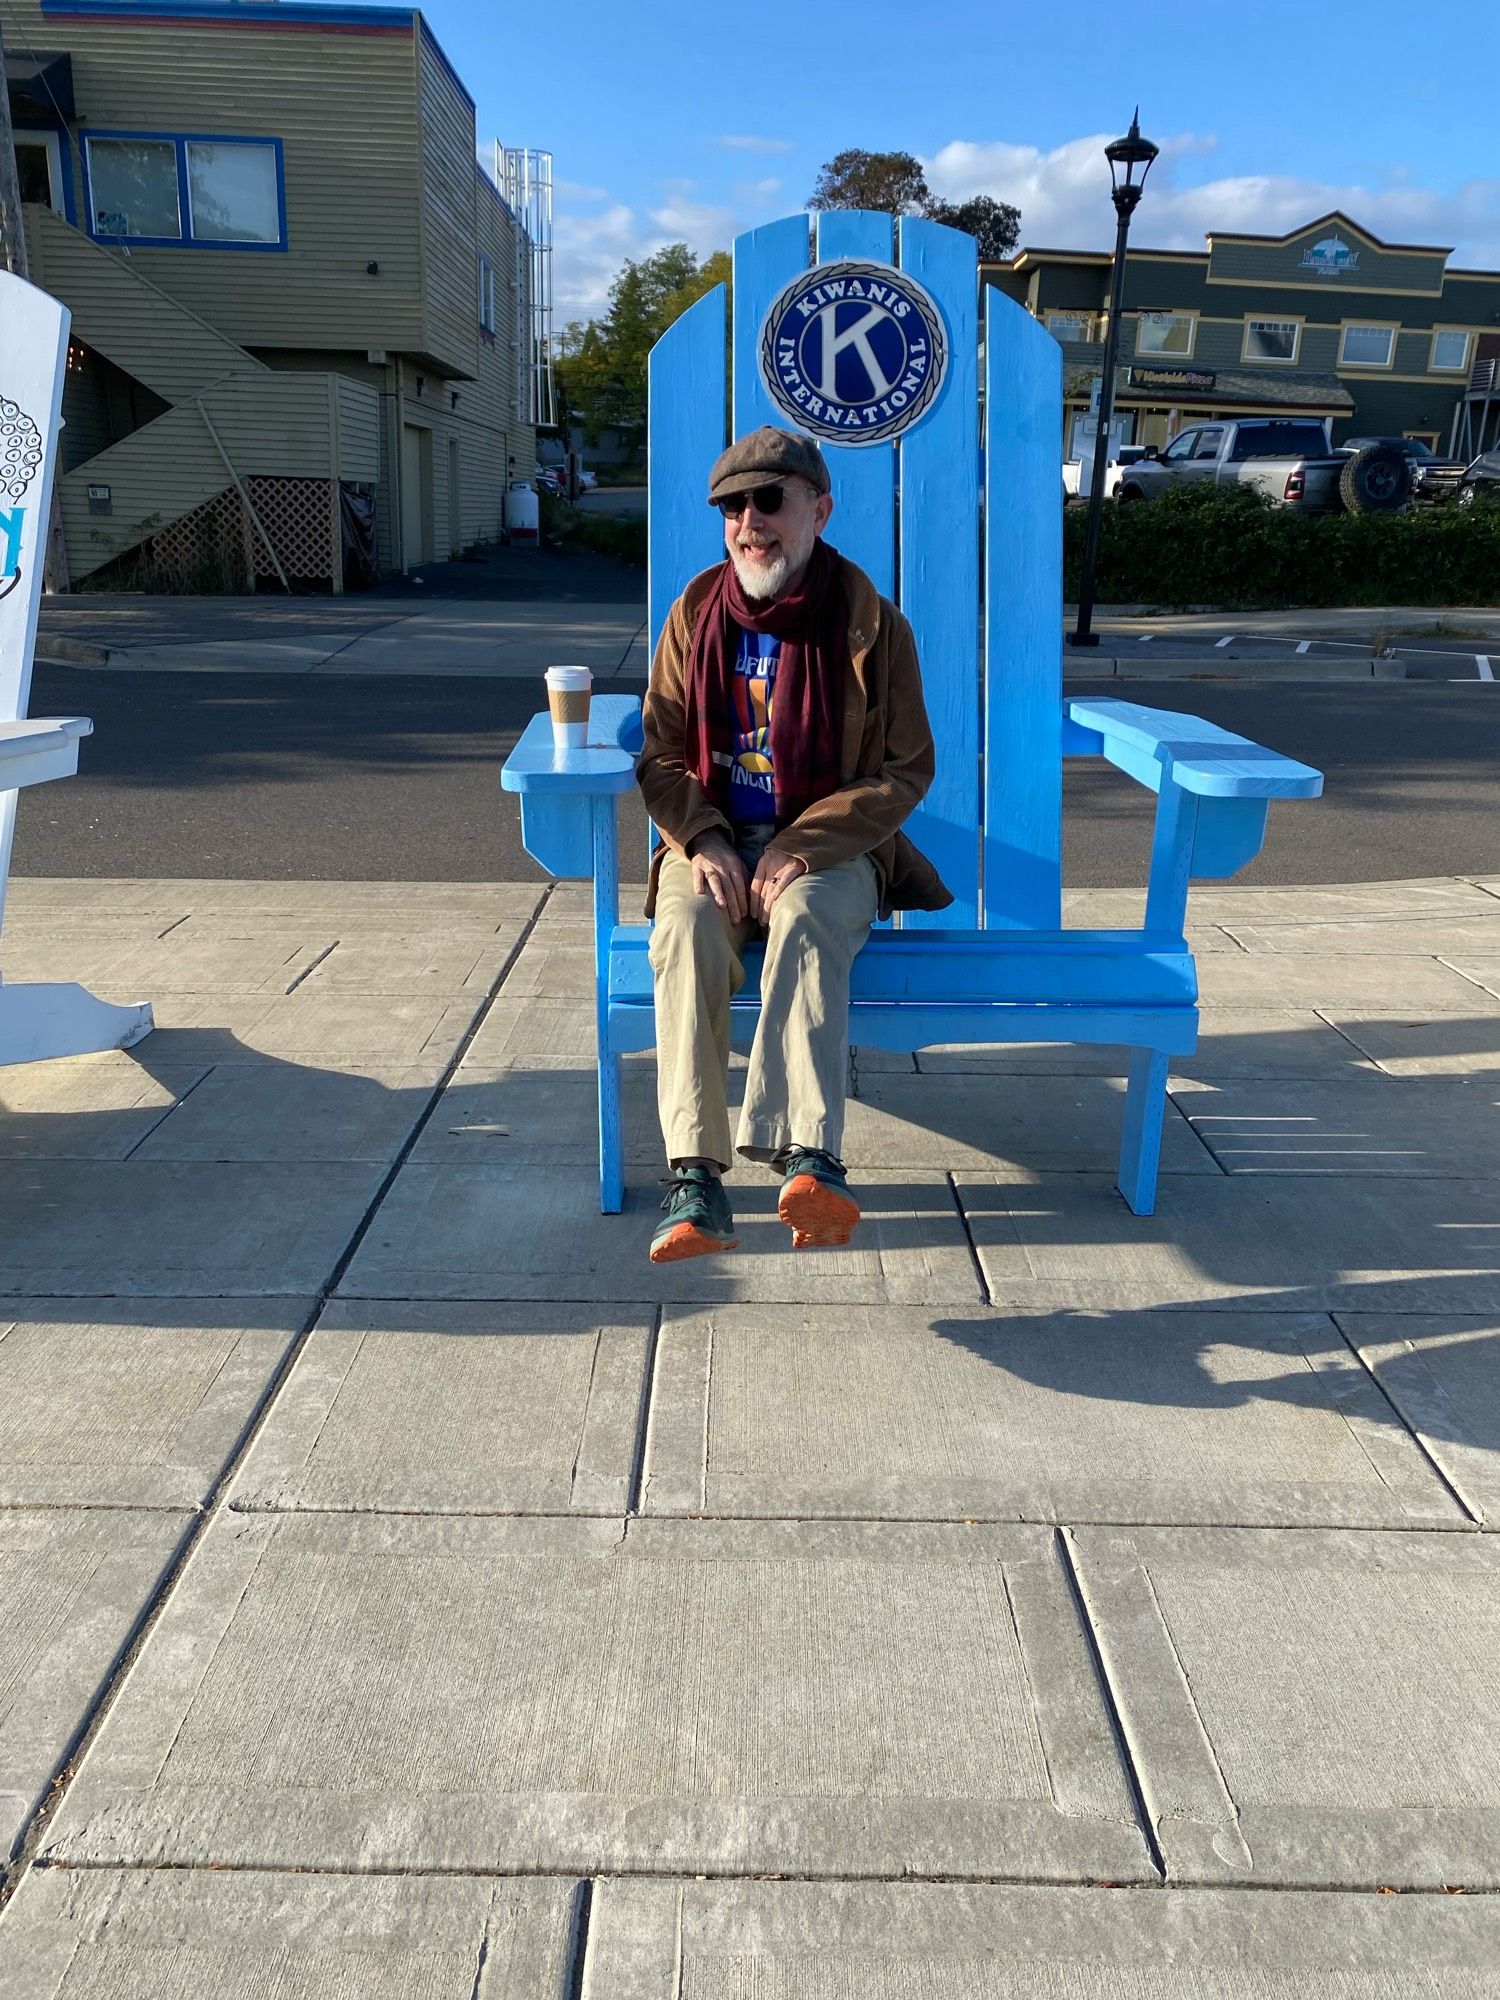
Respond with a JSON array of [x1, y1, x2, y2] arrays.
[[776, 1147, 860, 1249], [650, 1166, 738, 1264]]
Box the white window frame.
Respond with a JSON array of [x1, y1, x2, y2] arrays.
[[13, 131, 66, 214], [1134, 310, 1197, 359], [1242, 317, 1302, 366], [478, 254, 497, 334], [1338, 322, 1397, 371], [1045, 311, 1092, 343], [1429, 328, 1472, 374]]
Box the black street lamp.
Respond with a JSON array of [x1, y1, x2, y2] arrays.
[[1069, 110, 1158, 647]]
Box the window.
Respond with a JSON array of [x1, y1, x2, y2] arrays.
[[1135, 311, 1195, 358], [14, 133, 65, 212], [1160, 430, 1200, 463], [84, 133, 285, 249], [1227, 421, 1332, 460], [1339, 323, 1395, 369], [1243, 318, 1300, 364], [478, 254, 497, 333], [1191, 427, 1224, 460], [1431, 329, 1471, 373], [1046, 312, 1092, 343]]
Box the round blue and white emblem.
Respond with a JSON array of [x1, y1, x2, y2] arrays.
[[758, 260, 948, 447]]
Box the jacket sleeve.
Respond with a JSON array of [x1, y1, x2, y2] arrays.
[[772, 607, 936, 873], [635, 597, 733, 858]]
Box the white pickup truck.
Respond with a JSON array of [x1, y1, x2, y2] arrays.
[[1114, 419, 1413, 514]]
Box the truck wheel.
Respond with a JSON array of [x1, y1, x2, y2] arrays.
[[1457, 483, 1478, 510], [1339, 443, 1412, 514], [1117, 484, 1146, 502]]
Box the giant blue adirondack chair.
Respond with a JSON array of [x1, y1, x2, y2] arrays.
[[502, 212, 1323, 1216]]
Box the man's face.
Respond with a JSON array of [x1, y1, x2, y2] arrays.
[[723, 478, 834, 600]]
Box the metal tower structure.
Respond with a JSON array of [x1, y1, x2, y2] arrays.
[[494, 145, 556, 430]]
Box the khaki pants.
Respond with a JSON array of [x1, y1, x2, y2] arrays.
[[649, 847, 878, 1170]]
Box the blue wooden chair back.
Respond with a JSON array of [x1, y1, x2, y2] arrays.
[[647, 210, 1063, 933]]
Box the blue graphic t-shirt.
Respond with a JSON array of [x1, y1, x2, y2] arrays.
[[727, 626, 781, 823]]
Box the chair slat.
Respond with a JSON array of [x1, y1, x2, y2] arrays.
[[809, 210, 897, 596], [983, 286, 1064, 929], [647, 286, 729, 656], [732, 216, 814, 437], [896, 215, 981, 929]]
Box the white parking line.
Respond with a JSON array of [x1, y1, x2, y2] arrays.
[[1137, 633, 1154, 642], [1215, 635, 1234, 648], [1295, 640, 1312, 655], [1478, 655, 1495, 681]]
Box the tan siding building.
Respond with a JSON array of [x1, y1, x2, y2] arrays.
[[6, 0, 538, 587]]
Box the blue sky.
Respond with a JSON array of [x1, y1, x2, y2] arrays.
[[421, 0, 1499, 317]]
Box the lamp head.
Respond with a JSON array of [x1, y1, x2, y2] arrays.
[[1106, 110, 1158, 216]]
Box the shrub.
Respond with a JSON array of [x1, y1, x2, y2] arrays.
[[1065, 487, 1500, 609], [538, 489, 647, 569]]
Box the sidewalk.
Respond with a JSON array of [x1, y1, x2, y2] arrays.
[[1, 872, 1499, 1988]]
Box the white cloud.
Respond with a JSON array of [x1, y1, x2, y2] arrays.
[[737, 177, 783, 201], [923, 133, 1500, 267], [553, 185, 738, 320], [715, 134, 795, 154]]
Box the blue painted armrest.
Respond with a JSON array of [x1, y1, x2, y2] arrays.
[[500, 696, 643, 879], [1065, 698, 1324, 800]]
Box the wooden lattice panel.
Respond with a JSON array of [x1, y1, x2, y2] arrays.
[[150, 478, 336, 590]]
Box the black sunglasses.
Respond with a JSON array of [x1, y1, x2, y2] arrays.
[[713, 483, 789, 519]]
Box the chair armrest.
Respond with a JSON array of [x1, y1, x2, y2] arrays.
[[501, 710, 638, 797], [0, 716, 94, 790], [1065, 697, 1324, 800]]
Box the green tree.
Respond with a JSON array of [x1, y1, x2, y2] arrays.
[[809, 148, 929, 216], [554, 244, 732, 450], [924, 194, 1020, 261]]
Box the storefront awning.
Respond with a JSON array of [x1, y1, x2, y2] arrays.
[[1065, 363, 1355, 414]]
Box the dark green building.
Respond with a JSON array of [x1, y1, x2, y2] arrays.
[[985, 211, 1500, 461]]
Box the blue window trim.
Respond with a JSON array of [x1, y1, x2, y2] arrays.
[[83, 130, 288, 252]]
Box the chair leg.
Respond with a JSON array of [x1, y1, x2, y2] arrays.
[[598, 1048, 625, 1215], [1119, 1047, 1170, 1217]]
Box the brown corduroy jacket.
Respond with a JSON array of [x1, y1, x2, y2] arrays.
[[637, 550, 954, 921]]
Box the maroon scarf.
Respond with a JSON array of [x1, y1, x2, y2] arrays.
[[683, 537, 847, 826]]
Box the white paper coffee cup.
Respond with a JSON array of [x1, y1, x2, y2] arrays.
[[545, 664, 592, 748]]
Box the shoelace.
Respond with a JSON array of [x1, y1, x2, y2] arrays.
[[659, 1170, 715, 1212]]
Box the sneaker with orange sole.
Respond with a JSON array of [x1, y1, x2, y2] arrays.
[[650, 1166, 738, 1263], [776, 1147, 860, 1248]]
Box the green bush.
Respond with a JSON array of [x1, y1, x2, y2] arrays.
[[538, 488, 647, 569], [1064, 485, 1500, 608]]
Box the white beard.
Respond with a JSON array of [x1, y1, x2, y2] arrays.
[[730, 515, 817, 601]]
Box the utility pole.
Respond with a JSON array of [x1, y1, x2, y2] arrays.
[[0, 18, 72, 592]]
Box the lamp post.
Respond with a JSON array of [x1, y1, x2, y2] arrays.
[[1070, 110, 1158, 646]]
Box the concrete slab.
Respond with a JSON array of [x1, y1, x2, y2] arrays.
[[0, 1299, 307, 1506], [642, 1305, 1462, 1529], [1179, 879, 1500, 924], [1341, 1314, 1499, 1528], [8, 879, 543, 920], [584, 1877, 1500, 1999], [80, 933, 340, 993], [41, 1513, 1151, 1881], [0, 1160, 382, 1294], [846, 1074, 1218, 1174], [231, 1301, 651, 1515], [1323, 1010, 1500, 1077], [1175, 1077, 1500, 1177], [340, 1166, 982, 1304], [1448, 955, 1500, 1001], [95, 988, 481, 1066], [412, 1065, 662, 1164], [296, 931, 522, 994], [0, 1507, 189, 1859], [1071, 1524, 1500, 1886], [463, 997, 599, 1063], [1227, 917, 1500, 957], [131, 1064, 439, 1163], [501, 938, 595, 998], [0, 1061, 209, 1160], [0, 921, 186, 985], [1195, 954, 1489, 1010], [0, 1869, 579, 2000], [957, 1172, 1500, 1313], [917, 1012, 1375, 1081]]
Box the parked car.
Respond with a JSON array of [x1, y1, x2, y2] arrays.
[[1338, 434, 1466, 504], [577, 468, 598, 492], [1455, 445, 1500, 508], [1115, 419, 1413, 513], [1063, 442, 1151, 503]]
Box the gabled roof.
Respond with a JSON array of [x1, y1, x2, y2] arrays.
[[1205, 211, 1453, 257]]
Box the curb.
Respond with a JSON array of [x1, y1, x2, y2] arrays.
[[34, 636, 111, 669], [1063, 654, 1408, 681]]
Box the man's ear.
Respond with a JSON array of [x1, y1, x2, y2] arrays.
[[813, 491, 834, 533]]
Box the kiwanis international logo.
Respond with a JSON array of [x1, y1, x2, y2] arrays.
[[759, 261, 948, 447]]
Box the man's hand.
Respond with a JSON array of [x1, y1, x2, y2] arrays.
[[689, 835, 751, 924], [750, 847, 808, 924]]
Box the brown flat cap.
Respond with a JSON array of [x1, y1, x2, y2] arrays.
[[707, 425, 831, 503]]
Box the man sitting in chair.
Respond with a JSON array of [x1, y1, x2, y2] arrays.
[[637, 424, 951, 1265]]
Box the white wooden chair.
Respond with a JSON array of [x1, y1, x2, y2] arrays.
[[0, 270, 152, 1062]]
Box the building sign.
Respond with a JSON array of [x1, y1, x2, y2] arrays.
[[1128, 366, 1217, 393], [0, 272, 69, 719], [759, 260, 948, 446], [1299, 231, 1361, 278]]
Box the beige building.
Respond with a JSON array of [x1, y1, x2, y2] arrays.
[[6, 0, 539, 588]]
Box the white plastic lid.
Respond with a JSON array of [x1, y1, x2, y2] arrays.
[[545, 664, 593, 689]]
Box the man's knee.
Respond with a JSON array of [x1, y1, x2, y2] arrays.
[[650, 885, 740, 968]]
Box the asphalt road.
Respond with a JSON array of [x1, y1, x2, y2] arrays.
[[15, 665, 1500, 887]]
